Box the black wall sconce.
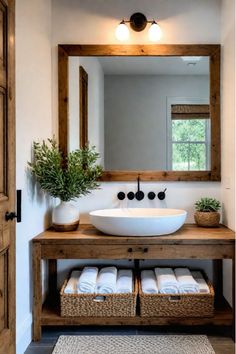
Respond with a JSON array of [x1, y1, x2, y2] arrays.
[[116, 12, 162, 42]]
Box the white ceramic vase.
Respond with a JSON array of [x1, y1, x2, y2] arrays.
[[52, 201, 80, 232]]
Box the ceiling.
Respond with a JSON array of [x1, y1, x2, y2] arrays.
[[96, 56, 209, 75]]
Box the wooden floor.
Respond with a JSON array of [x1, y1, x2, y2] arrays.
[[25, 326, 235, 354]]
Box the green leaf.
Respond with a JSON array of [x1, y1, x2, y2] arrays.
[[195, 197, 221, 212], [28, 139, 103, 201]]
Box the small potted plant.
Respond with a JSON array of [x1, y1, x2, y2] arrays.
[[194, 197, 221, 227], [28, 138, 103, 231]]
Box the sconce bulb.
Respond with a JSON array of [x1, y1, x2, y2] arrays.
[[148, 22, 162, 42], [116, 22, 130, 41]]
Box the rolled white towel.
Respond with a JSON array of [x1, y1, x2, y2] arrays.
[[191, 271, 210, 293], [96, 266, 117, 294], [64, 270, 81, 294], [154, 267, 179, 294], [141, 270, 158, 294], [175, 268, 199, 294], [77, 267, 98, 294], [116, 269, 133, 293]]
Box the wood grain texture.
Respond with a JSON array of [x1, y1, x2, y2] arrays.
[[100, 170, 217, 182], [0, 0, 15, 353], [33, 224, 235, 246], [59, 44, 220, 57], [210, 46, 221, 181], [33, 242, 42, 341], [58, 45, 68, 158], [209, 336, 235, 354], [41, 244, 234, 260], [41, 298, 233, 327], [79, 66, 88, 148], [32, 224, 235, 341], [58, 44, 221, 181]]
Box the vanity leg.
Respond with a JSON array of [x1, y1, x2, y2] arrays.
[[48, 259, 57, 303], [33, 242, 42, 341]]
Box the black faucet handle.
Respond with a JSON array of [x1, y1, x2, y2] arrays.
[[148, 191, 156, 200], [135, 190, 145, 201], [127, 191, 135, 200], [117, 192, 126, 200], [157, 188, 167, 200]]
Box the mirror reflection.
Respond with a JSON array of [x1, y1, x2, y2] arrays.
[[68, 56, 210, 171]]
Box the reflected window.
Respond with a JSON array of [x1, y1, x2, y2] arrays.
[[170, 104, 210, 171]]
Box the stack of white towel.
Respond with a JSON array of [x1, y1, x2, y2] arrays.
[[141, 267, 210, 295], [64, 266, 133, 295]]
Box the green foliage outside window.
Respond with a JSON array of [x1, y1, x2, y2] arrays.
[[172, 119, 208, 171]]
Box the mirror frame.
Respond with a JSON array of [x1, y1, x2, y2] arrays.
[[58, 44, 220, 181]]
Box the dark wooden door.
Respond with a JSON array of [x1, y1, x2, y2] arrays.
[[0, 0, 15, 353]]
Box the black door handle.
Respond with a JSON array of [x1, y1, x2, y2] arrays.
[[5, 190, 22, 222], [5, 212, 17, 221]]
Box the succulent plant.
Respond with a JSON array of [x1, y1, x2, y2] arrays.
[[195, 197, 221, 212]]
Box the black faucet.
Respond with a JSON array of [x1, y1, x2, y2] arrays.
[[135, 176, 145, 201], [117, 177, 167, 201]]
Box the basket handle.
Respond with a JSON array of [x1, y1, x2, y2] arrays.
[[168, 295, 181, 302], [93, 295, 106, 302]]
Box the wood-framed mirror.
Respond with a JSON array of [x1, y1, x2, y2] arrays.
[[58, 44, 220, 181]]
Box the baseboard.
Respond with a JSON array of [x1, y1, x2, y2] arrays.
[[16, 313, 32, 354]]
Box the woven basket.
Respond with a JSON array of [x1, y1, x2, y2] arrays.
[[194, 211, 220, 227], [139, 271, 214, 318], [60, 270, 138, 317]]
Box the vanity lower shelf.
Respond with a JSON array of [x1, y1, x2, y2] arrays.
[[41, 296, 233, 327]]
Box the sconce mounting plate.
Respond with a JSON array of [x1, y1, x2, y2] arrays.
[[130, 13, 147, 32]]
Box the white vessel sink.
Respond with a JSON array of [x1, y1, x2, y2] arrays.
[[89, 208, 187, 236]]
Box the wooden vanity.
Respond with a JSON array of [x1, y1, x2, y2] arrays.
[[32, 224, 235, 341]]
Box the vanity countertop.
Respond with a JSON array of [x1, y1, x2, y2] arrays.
[[33, 223, 235, 245]]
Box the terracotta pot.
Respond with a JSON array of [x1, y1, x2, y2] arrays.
[[52, 201, 80, 232], [194, 211, 220, 227]]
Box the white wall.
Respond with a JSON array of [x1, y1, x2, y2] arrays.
[[220, 0, 235, 306], [104, 74, 209, 170], [52, 0, 221, 223], [51, 0, 222, 297], [69, 56, 104, 162], [15, 1, 52, 353]]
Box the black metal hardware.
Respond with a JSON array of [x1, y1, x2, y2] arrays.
[[122, 13, 159, 33], [128, 248, 133, 253], [16, 190, 22, 222], [93, 296, 106, 302], [130, 13, 148, 32], [143, 248, 148, 253], [127, 191, 135, 200], [117, 191, 126, 200], [148, 191, 156, 200], [5, 190, 22, 222], [157, 188, 167, 200], [135, 176, 144, 201], [5, 211, 17, 221], [135, 190, 144, 201]]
